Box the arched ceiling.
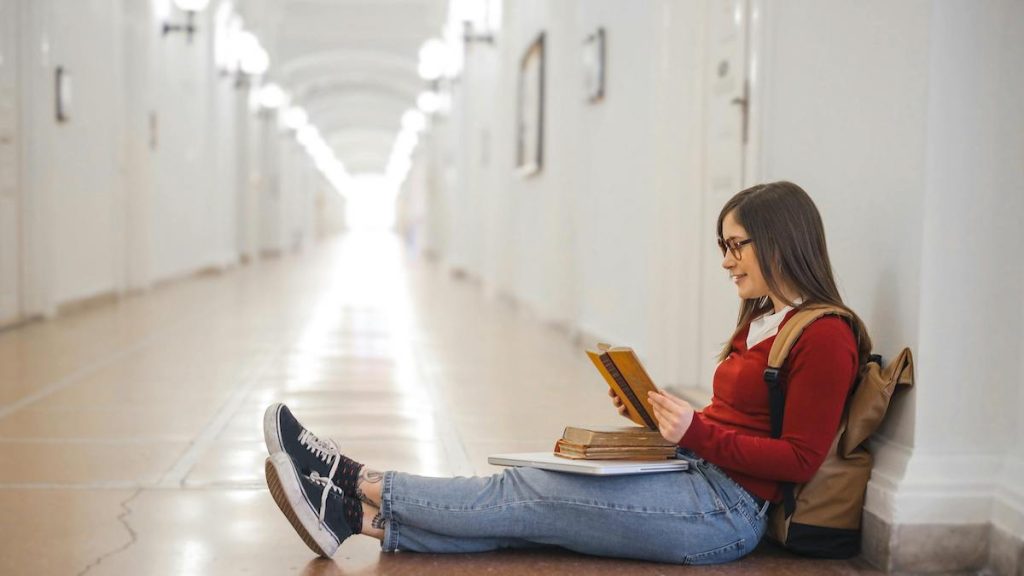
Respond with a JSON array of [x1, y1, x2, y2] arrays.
[[245, 0, 448, 174]]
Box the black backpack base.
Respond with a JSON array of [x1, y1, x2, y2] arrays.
[[784, 522, 860, 559]]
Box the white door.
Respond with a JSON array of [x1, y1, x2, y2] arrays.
[[698, 0, 756, 391], [0, 0, 20, 326]]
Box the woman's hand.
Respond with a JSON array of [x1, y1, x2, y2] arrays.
[[607, 388, 632, 419], [648, 390, 695, 444]]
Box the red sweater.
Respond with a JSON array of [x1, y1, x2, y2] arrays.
[[678, 311, 858, 503]]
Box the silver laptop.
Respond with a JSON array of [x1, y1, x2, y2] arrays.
[[488, 452, 689, 476]]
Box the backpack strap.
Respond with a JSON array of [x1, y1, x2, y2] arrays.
[[762, 305, 852, 518]]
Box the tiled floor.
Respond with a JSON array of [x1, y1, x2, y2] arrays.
[[0, 232, 882, 574]]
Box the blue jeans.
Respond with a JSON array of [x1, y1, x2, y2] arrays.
[[379, 449, 769, 564]]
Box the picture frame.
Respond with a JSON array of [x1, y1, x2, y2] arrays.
[[583, 28, 606, 103], [55, 66, 72, 123], [516, 32, 545, 177]]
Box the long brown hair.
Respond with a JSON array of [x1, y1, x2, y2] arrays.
[[716, 181, 872, 362]]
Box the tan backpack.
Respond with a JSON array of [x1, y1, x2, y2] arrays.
[[764, 306, 915, 558]]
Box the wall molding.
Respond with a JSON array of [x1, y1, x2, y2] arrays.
[[867, 438, 1018, 525], [861, 438, 1024, 573], [993, 454, 1024, 536]]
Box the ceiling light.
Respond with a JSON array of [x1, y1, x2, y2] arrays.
[[214, 6, 240, 72], [174, 0, 210, 11], [417, 39, 447, 81], [282, 106, 308, 130], [417, 91, 440, 114], [402, 109, 426, 133], [256, 84, 287, 109], [297, 125, 320, 147], [237, 31, 269, 76]]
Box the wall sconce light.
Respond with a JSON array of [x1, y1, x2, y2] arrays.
[[162, 0, 211, 43], [462, 21, 494, 45]]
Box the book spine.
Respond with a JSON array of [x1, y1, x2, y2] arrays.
[[600, 354, 657, 429]]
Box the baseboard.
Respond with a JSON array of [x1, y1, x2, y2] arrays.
[[862, 511, 1024, 575], [866, 441, 1008, 524], [449, 266, 479, 284], [990, 524, 1024, 576], [195, 265, 225, 277], [861, 511, 992, 573], [0, 314, 39, 333], [55, 290, 118, 317], [993, 455, 1024, 538], [861, 442, 1024, 573], [573, 322, 623, 351]]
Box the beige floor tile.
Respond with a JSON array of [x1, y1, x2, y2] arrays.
[[183, 441, 272, 487], [0, 489, 137, 575], [0, 404, 221, 440], [0, 440, 188, 485]]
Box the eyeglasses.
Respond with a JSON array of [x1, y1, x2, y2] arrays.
[[717, 237, 754, 260]]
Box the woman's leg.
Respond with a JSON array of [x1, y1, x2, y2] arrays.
[[366, 452, 767, 564], [265, 404, 765, 564], [356, 469, 545, 552]]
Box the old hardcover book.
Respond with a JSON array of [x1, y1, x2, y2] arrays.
[[561, 425, 674, 447], [553, 439, 677, 460], [586, 344, 660, 430]]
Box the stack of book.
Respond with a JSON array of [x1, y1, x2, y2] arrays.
[[554, 425, 677, 460]]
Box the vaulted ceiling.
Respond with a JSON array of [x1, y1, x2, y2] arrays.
[[242, 0, 448, 174]]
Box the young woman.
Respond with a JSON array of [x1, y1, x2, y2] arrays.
[[262, 181, 869, 565]]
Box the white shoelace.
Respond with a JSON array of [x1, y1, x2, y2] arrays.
[[308, 470, 345, 524], [298, 430, 343, 523], [298, 429, 340, 466]]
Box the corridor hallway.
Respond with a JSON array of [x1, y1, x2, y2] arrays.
[[0, 232, 881, 575]]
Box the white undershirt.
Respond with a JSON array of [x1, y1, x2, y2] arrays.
[[746, 299, 804, 349]]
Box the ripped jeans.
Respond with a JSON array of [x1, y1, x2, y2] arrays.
[[378, 449, 769, 565]]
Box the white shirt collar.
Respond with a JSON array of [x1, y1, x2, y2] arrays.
[[746, 298, 804, 349]]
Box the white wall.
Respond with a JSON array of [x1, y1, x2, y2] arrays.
[[746, 0, 1024, 537], [436, 0, 707, 383], [423, 0, 1024, 558], [208, 58, 241, 267], [24, 0, 125, 306], [150, 1, 258, 279], [901, 0, 1024, 530], [15, 0, 323, 315], [755, 0, 931, 481]]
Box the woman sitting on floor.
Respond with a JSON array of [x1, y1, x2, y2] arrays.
[[261, 181, 869, 565]]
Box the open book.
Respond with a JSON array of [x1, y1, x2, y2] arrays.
[[586, 343, 660, 430]]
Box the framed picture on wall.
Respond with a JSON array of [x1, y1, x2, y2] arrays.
[[55, 66, 72, 123], [516, 32, 545, 177], [583, 28, 606, 103]]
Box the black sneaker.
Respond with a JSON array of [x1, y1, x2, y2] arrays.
[[263, 403, 366, 499], [265, 452, 362, 557], [264, 403, 340, 475]]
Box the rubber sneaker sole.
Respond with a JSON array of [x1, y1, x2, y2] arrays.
[[265, 453, 341, 557]]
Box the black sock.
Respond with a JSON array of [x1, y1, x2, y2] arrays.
[[336, 496, 363, 535], [332, 454, 363, 498]]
